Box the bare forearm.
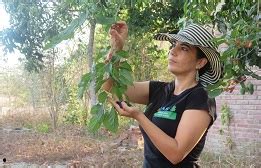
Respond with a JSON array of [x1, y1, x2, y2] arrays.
[[102, 78, 113, 92]]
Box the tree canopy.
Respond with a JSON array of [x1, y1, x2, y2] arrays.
[[0, 0, 259, 132]]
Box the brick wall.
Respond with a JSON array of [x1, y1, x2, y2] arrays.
[[204, 73, 261, 157]]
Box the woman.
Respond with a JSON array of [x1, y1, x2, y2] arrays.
[[104, 23, 223, 168]]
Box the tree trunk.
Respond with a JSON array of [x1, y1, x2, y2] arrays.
[[87, 20, 97, 107], [44, 49, 58, 130], [51, 49, 58, 130]]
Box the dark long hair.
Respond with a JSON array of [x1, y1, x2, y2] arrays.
[[144, 47, 211, 120], [196, 47, 210, 76]]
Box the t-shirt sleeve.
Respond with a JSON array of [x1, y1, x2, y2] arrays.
[[185, 88, 217, 127], [149, 81, 167, 104]]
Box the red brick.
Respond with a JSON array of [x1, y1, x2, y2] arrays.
[[250, 80, 261, 85], [235, 100, 249, 104], [232, 114, 249, 119], [231, 104, 256, 110], [254, 90, 261, 95], [254, 105, 261, 110], [254, 115, 261, 120], [257, 85, 261, 91], [248, 100, 261, 105], [247, 110, 261, 115], [242, 95, 258, 99], [205, 76, 261, 155], [230, 105, 243, 110]]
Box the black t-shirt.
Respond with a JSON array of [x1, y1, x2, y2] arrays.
[[141, 81, 217, 168]]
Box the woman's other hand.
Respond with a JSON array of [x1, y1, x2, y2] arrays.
[[109, 99, 142, 119]]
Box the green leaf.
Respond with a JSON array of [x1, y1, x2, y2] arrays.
[[248, 83, 254, 95], [111, 68, 120, 82], [115, 50, 129, 58], [206, 80, 225, 90], [111, 86, 124, 100], [95, 79, 106, 93], [119, 61, 132, 71], [90, 104, 103, 115], [208, 88, 223, 98], [98, 91, 108, 103], [111, 55, 122, 63], [118, 76, 132, 86], [119, 69, 133, 84], [103, 107, 119, 133], [95, 62, 106, 74], [217, 21, 227, 34], [240, 87, 246, 95], [95, 15, 116, 25], [244, 70, 261, 80], [89, 104, 104, 132], [213, 36, 226, 45], [105, 62, 113, 73], [89, 116, 103, 132], [177, 17, 186, 26], [44, 12, 87, 49], [78, 72, 92, 99]]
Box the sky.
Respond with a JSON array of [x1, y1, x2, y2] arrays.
[[0, 3, 22, 68]]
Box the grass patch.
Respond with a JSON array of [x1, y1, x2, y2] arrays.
[[35, 122, 50, 133], [199, 151, 259, 168]]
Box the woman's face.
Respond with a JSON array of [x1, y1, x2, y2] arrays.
[[168, 41, 199, 76]]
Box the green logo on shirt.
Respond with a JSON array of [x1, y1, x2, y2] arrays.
[[154, 105, 177, 120]]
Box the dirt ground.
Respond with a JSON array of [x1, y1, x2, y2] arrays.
[[1, 128, 143, 167], [0, 114, 144, 168], [0, 113, 260, 168]]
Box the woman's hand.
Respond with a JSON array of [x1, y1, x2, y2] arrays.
[[105, 21, 128, 63], [109, 99, 142, 120]]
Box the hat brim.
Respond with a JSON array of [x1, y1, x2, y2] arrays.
[[154, 33, 223, 85], [154, 33, 200, 46]]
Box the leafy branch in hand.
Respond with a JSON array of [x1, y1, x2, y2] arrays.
[[78, 50, 133, 132]]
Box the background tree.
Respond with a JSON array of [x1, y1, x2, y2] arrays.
[[2, 0, 258, 133], [0, 0, 185, 132], [0, 66, 29, 108], [0, 0, 73, 71], [0, 0, 75, 129]]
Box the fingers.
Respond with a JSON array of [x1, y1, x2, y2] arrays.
[[108, 98, 122, 112], [110, 23, 117, 29], [109, 28, 117, 34], [120, 101, 131, 111], [108, 99, 129, 117]]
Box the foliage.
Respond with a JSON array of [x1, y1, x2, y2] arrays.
[[64, 86, 87, 125], [126, 1, 184, 36], [0, 67, 30, 107], [67, 1, 184, 132], [127, 35, 170, 81], [240, 82, 254, 95], [43, 0, 123, 50], [180, 0, 260, 97], [0, 0, 73, 71], [35, 122, 50, 133], [78, 50, 132, 132], [220, 103, 232, 127], [219, 103, 234, 150], [4, 0, 259, 133]]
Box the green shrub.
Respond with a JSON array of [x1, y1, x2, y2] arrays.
[[36, 123, 50, 133]]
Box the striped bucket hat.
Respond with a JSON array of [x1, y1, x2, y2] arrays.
[[154, 23, 223, 85]]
